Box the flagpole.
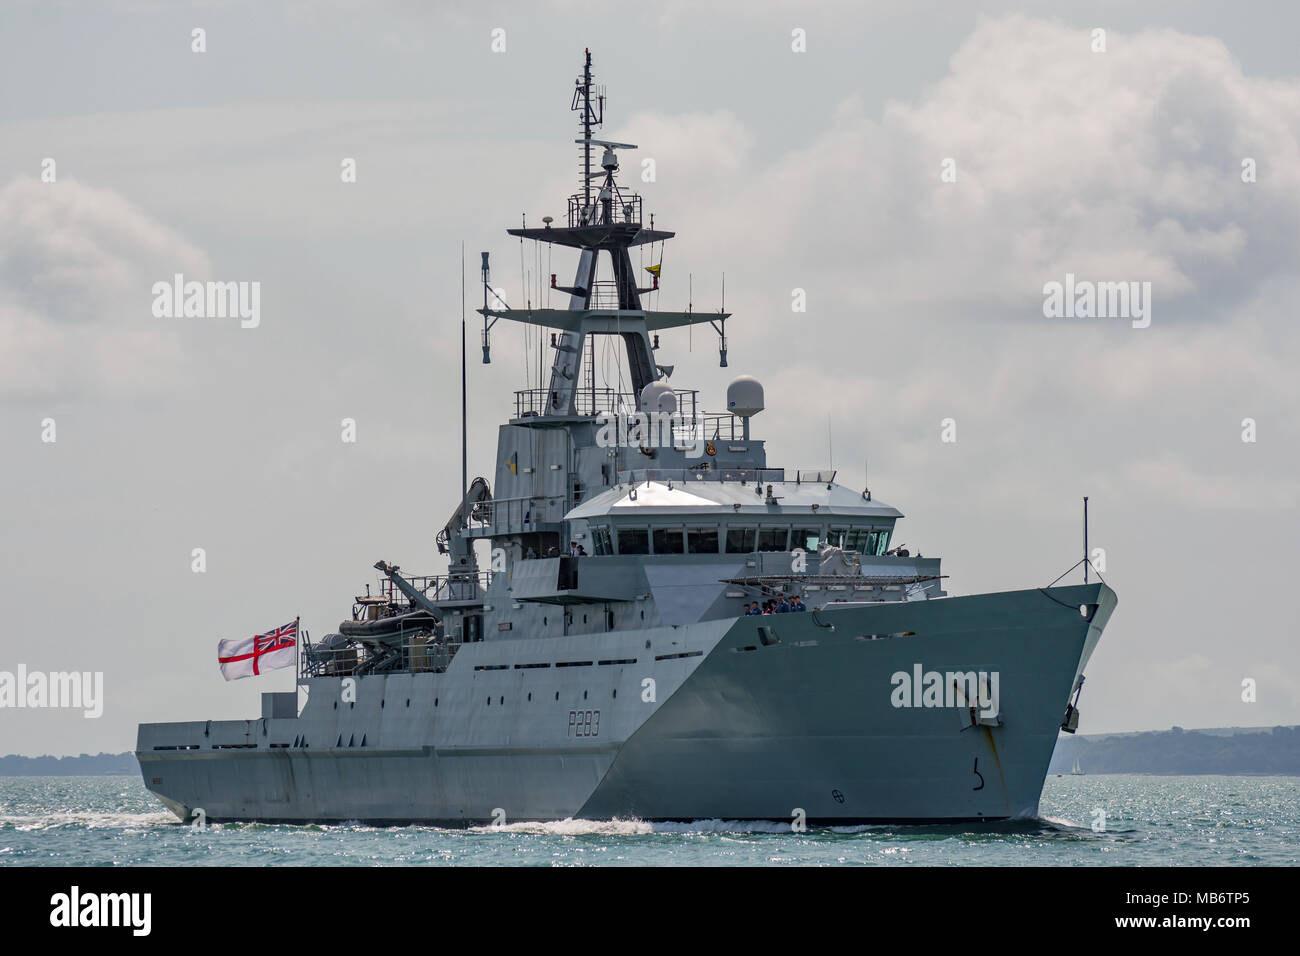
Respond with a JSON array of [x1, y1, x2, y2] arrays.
[[294, 615, 301, 699], [461, 241, 468, 507]]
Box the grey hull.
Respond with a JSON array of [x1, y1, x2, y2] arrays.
[[137, 583, 1113, 824]]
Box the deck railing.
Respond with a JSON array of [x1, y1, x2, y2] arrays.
[[514, 387, 699, 419], [465, 494, 570, 535], [619, 467, 787, 484], [360, 571, 493, 608], [300, 634, 462, 678]]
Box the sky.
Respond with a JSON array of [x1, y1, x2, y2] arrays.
[[1, 0, 1297, 755]]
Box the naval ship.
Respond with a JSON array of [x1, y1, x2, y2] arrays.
[[137, 51, 1116, 825]]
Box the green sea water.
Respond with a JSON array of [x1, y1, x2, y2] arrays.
[[1, 774, 1295, 866]]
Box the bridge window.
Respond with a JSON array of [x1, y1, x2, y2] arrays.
[[653, 527, 685, 554], [591, 526, 613, 556], [794, 528, 821, 551], [831, 527, 866, 552], [618, 528, 649, 555], [757, 527, 789, 552], [828, 527, 891, 554], [687, 527, 719, 554], [725, 527, 756, 554]]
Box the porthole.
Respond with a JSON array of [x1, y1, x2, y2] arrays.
[[555, 691, 560, 701], [528, 692, 532, 701], [499, 696, 504, 705], [406, 699, 410, 707], [333, 702, 338, 710], [435, 697, 439, 707], [612, 689, 617, 699], [583, 690, 588, 700]]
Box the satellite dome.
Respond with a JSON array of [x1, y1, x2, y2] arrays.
[[726, 376, 764, 418], [640, 380, 677, 415]]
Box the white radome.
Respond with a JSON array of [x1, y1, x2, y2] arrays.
[[640, 380, 677, 414], [726, 375, 764, 418]]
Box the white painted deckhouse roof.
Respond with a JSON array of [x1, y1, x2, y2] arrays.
[[564, 479, 904, 521]]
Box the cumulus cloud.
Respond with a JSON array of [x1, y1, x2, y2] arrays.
[[591, 16, 1300, 524], [1, 10, 1295, 748], [626, 16, 1300, 323], [0, 177, 209, 398]]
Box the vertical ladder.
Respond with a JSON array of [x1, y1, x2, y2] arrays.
[[584, 333, 596, 414]]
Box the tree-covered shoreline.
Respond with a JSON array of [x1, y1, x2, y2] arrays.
[[1049, 725, 1300, 775]]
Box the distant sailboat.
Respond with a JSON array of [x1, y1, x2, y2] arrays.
[[1070, 757, 1084, 775]]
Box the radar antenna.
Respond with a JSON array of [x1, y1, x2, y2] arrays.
[[573, 48, 605, 218], [479, 51, 727, 415]]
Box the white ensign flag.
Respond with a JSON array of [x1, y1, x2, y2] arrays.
[[217, 620, 298, 681]]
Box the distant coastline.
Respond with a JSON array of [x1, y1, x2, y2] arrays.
[[1049, 725, 1300, 775], [2, 726, 1297, 776], [0, 752, 137, 776]]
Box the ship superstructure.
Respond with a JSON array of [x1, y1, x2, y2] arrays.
[[137, 51, 1116, 824]]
